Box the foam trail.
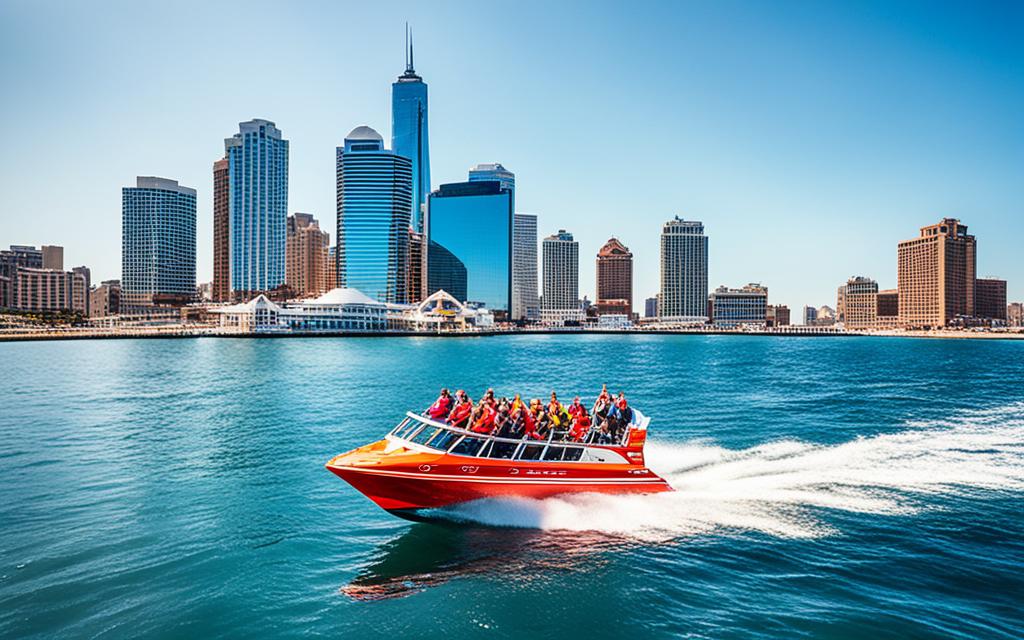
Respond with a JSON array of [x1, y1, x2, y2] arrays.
[[443, 402, 1024, 541]]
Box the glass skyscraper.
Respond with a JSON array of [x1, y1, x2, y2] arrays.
[[512, 212, 539, 321], [659, 217, 708, 320], [121, 176, 196, 310], [225, 119, 289, 295], [392, 27, 430, 233], [469, 163, 515, 192], [336, 126, 413, 304], [427, 181, 513, 313]]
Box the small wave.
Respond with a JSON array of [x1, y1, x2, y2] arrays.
[[440, 402, 1024, 541]]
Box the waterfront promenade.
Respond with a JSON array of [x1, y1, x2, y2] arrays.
[[2, 323, 1022, 342]]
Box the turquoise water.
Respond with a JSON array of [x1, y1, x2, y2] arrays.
[[1, 335, 1022, 639]]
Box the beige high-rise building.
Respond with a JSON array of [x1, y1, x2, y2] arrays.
[[839, 276, 878, 330], [42, 245, 64, 271], [286, 213, 331, 298], [897, 218, 976, 328]]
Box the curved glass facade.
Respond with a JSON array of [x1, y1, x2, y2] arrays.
[[336, 129, 413, 304], [427, 181, 512, 312], [426, 240, 467, 303]]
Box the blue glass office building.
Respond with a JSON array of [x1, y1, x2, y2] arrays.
[[427, 181, 513, 313], [336, 126, 413, 304], [121, 176, 196, 309], [392, 29, 430, 233], [225, 119, 288, 295]]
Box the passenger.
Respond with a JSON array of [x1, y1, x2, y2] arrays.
[[426, 388, 453, 420], [593, 385, 612, 421], [471, 401, 497, 434], [548, 394, 571, 441], [568, 396, 586, 420], [569, 405, 592, 442], [493, 401, 512, 437], [524, 400, 546, 440], [547, 392, 563, 416], [510, 393, 524, 414], [482, 388, 497, 409], [447, 391, 473, 429]]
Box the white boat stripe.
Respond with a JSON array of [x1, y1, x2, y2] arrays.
[[328, 465, 667, 485]]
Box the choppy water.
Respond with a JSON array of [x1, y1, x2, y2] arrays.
[[1, 335, 1022, 638]]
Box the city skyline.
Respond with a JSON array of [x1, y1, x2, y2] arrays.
[[1, 2, 1021, 313]]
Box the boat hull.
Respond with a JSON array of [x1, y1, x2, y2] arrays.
[[326, 448, 672, 512]]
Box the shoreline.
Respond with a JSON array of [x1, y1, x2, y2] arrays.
[[1, 327, 1022, 343]]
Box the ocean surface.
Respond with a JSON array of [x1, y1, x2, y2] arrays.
[[1, 335, 1022, 639]]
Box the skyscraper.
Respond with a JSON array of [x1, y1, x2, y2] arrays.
[[659, 217, 708, 320], [392, 25, 430, 232], [897, 218, 976, 328], [286, 213, 331, 298], [121, 176, 196, 310], [596, 237, 633, 316], [512, 213, 539, 322], [212, 157, 229, 302], [427, 180, 513, 314], [469, 163, 515, 192], [225, 119, 289, 297], [541, 230, 580, 325], [408, 229, 426, 303], [336, 126, 413, 303]]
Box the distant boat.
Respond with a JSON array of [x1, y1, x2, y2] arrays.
[[326, 405, 672, 520]]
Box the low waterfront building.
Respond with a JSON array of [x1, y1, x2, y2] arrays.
[[90, 280, 122, 317], [766, 304, 790, 327], [975, 278, 1007, 321], [400, 289, 494, 332], [709, 283, 768, 327], [596, 313, 631, 329], [11, 267, 73, 312], [1008, 302, 1023, 327], [213, 287, 388, 333]]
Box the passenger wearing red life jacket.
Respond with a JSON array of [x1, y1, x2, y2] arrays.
[[447, 390, 473, 428], [471, 402, 497, 434], [426, 388, 453, 420], [568, 396, 586, 420], [570, 410, 591, 442], [523, 400, 544, 440]]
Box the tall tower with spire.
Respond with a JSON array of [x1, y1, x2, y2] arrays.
[[391, 24, 431, 233]]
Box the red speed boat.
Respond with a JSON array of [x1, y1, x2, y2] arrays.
[[326, 407, 672, 519]]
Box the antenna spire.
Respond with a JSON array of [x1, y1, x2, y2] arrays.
[[408, 24, 415, 73]]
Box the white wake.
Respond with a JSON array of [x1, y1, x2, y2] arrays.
[[443, 402, 1024, 540]]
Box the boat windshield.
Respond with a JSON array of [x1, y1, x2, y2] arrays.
[[386, 410, 646, 463]]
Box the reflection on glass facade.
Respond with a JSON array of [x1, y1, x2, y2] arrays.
[[225, 119, 288, 294], [426, 240, 467, 302], [336, 126, 412, 304], [427, 181, 512, 312], [122, 177, 196, 309], [392, 29, 430, 233]]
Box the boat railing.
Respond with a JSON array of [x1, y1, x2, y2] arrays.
[[385, 408, 646, 463]]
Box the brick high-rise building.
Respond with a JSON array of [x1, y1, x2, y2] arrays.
[[595, 237, 632, 316], [285, 213, 331, 299], [897, 218, 976, 328], [975, 278, 1007, 321], [212, 157, 230, 302]]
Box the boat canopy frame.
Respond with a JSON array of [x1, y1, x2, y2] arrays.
[[385, 409, 649, 464]]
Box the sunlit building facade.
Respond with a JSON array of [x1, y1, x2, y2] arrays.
[[225, 119, 289, 296], [427, 181, 513, 314], [512, 212, 539, 322], [121, 176, 197, 310], [392, 28, 430, 232], [596, 237, 633, 316], [659, 217, 708, 320], [897, 218, 976, 328], [336, 126, 413, 304], [542, 229, 581, 324], [212, 157, 230, 302], [286, 213, 331, 298], [709, 283, 768, 326]]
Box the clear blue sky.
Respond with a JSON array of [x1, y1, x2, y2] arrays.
[[1, 0, 1021, 311]]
